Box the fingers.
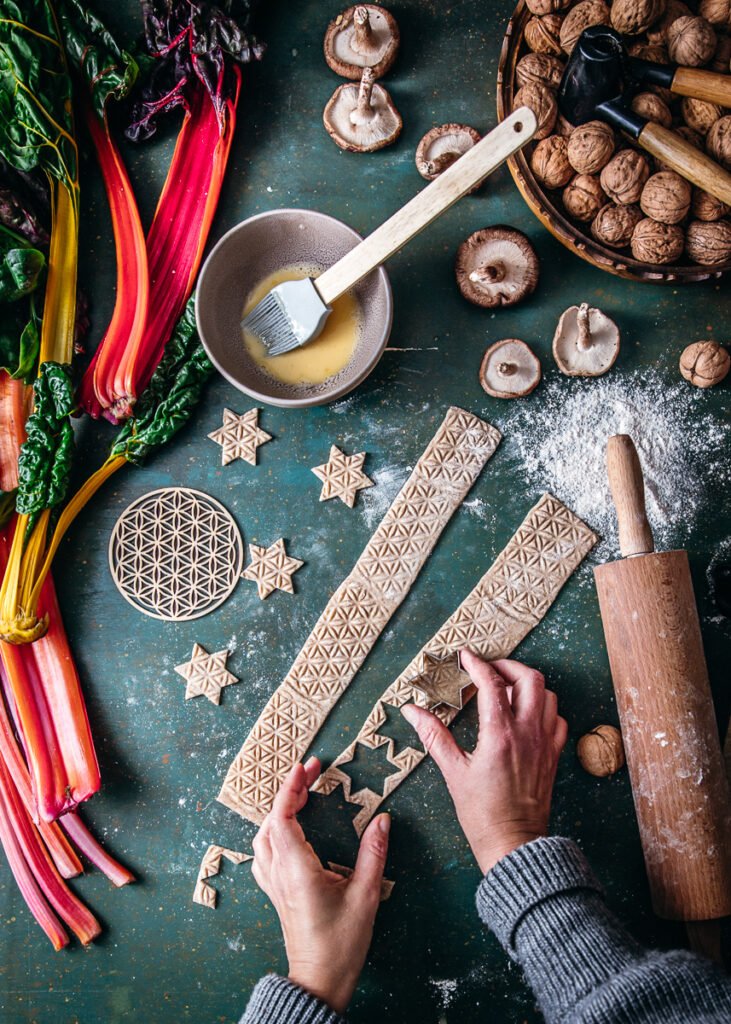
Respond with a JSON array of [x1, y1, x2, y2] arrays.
[[272, 759, 319, 820], [542, 689, 558, 735], [400, 704, 465, 781], [351, 813, 390, 903], [460, 650, 512, 728], [494, 661, 545, 722], [554, 715, 568, 754]]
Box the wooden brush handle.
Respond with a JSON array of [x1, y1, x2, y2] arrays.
[[672, 67, 731, 108], [314, 108, 537, 306], [638, 122, 731, 207], [606, 434, 654, 558]]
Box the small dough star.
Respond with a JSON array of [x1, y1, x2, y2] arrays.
[[242, 539, 304, 600], [409, 651, 471, 710], [174, 644, 239, 705], [311, 445, 374, 507], [208, 408, 272, 466]]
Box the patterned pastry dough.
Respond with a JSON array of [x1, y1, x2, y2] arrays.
[[193, 844, 253, 909], [218, 407, 502, 823], [312, 494, 597, 835]]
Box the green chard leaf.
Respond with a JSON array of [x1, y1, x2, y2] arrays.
[[0, 225, 45, 302], [110, 298, 214, 466], [16, 361, 75, 530], [0, 300, 40, 382], [56, 0, 138, 120]]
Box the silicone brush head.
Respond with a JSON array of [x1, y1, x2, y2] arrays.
[[241, 278, 331, 356]]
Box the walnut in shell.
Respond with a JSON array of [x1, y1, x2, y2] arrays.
[[666, 15, 717, 66], [514, 82, 558, 140], [577, 725, 625, 777], [567, 120, 615, 174], [526, 0, 571, 13], [692, 187, 730, 222], [563, 174, 607, 221], [631, 218, 685, 263], [515, 52, 565, 90], [685, 218, 731, 264], [559, 0, 611, 53], [679, 340, 730, 387], [631, 92, 672, 129], [707, 115, 731, 170], [531, 135, 574, 188], [592, 203, 643, 247], [556, 112, 576, 137], [524, 13, 564, 54], [699, 0, 731, 31], [646, 0, 691, 44], [681, 97, 723, 136], [600, 149, 651, 205], [640, 171, 691, 224], [611, 0, 668, 36]]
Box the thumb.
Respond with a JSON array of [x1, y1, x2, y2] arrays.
[[401, 704, 465, 783], [351, 813, 390, 900]]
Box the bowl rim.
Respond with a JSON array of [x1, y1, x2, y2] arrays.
[[195, 208, 393, 408]]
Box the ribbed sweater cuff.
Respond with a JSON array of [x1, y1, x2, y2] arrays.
[[476, 836, 603, 953], [240, 975, 346, 1024]]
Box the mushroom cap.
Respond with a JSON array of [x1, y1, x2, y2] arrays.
[[323, 79, 402, 152], [479, 338, 542, 399], [552, 303, 620, 377], [455, 227, 540, 308], [415, 124, 481, 181], [324, 5, 400, 80]]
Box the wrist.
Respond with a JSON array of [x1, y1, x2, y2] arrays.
[[288, 962, 358, 1015], [471, 829, 544, 875]]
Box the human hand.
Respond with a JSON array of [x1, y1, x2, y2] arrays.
[[401, 651, 567, 875], [251, 757, 390, 1014]]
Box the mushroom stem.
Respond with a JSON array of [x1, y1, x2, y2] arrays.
[[350, 68, 376, 125], [497, 361, 516, 377], [422, 152, 459, 176], [576, 303, 593, 352], [351, 6, 377, 56], [469, 262, 506, 286]]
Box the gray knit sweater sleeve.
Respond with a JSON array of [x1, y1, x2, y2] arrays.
[[477, 835, 731, 1022], [240, 974, 345, 1024]]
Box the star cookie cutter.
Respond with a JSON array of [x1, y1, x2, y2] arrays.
[[407, 651, 472, 710]]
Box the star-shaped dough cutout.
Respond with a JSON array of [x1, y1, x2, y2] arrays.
[[174, 643, 239, 705], [208, 408, 272, 466], [408, 651, 471, 710], [242, 539, 304, 600], [311, 445, 374, 507]]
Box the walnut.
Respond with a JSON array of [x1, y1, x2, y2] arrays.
[[631, 92, 672, 128], [699, 0, 731, 31], [592, 203, 643, 246], [515, 52, 565, 90], [514, 82, 558, 140], [692, 187, 730, 222], [685, 218, 731, 264], [711, 35, 731, 74], [577, 725, 625, 777], [526, 0, 571, 13], [679, 340, 731, 387], [531, 135, 574, 188], [631, 218, 685, 263], [556, 112, 576, 137], [611, 0, 667, 36], [600, 149, 651, 205], [560, 0, 611, 53], [567, 120, 615, 174], [681, 97, 723, 135], [524, 13, 564, 54], [667, 15, 717, 66], [646, 0, 691, 44], [640, 171, 691, 224], [706, 115, 731, 170], [563, 173, 607, 221]]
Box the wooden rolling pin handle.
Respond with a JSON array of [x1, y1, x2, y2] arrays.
[[606, 434, 654, 558], [638, 122, 731, 208], [672, 66, 731, 109]]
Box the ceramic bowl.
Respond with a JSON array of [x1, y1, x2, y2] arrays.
[[195, 209, 393, 407]]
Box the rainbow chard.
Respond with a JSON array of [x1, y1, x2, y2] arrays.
[[0, 1, 79, 368]]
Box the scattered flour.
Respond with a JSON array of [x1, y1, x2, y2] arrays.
[[501, 369, 730, 555], [430, 978, 459, 1010], [360, 463, 411, 529]]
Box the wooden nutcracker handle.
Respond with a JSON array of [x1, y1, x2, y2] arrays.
[[315, 108, 537, 305], [672, 67, 731, 108], [638, 122, 731, 207], [606, 434, 654, 558]]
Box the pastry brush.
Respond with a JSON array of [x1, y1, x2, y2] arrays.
[[242, 108, 537, 356]]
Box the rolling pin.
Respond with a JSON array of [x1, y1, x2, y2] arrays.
[[594, 434, 731, 928]]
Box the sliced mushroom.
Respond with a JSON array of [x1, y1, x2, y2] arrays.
[[455, 227, 540, 308], [415, 124, 481, 181], [324, 5, 400, 80], [552, 302, 620, 377], [323, 69, 402, 152], [479, 339, 542, 399]]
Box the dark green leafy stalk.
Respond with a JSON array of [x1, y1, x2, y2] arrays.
[[16, 363, 76, 532], [0, 298, 40, 383], [110, 298, 214, 465], [0, 226, 45, 303], [0, 225, 44, 381], [56, 0, 138, 120]]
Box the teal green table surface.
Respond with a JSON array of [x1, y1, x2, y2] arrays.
[[1, 2, 730, 1021]]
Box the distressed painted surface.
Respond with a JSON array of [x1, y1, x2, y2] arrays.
[[1, 1, 729, 1021]]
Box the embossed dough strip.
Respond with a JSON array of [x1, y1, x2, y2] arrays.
[[313, 494, 598, 835], [218, 407, 502, 823]]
